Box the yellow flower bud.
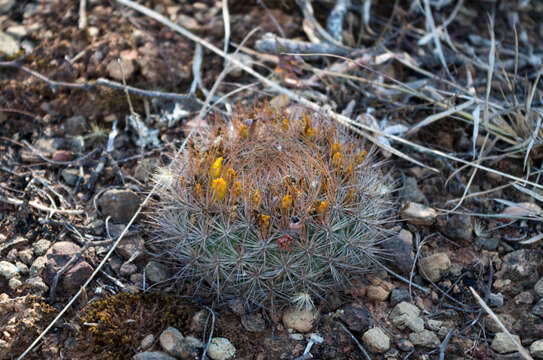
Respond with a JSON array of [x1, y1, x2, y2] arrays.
[[239, 124, 249, 139], [259, 214, 270, 229], [304, 127, 315, 140], [227, 168, 236, 180], [317, 200, 328, 214], [211, 177, 227, 200], [210, 157, 223, 179], [356, 149, 367, 164], [282, 117, 289, 130], [331, 142, 341, 154], [332, 151, 342, 167], [252, 189, 262, 206], [232, 181, 242, 197], [281, 194, 292, 209]]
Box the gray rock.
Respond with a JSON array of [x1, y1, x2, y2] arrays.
[[140, 334, 155, 350], [426, 319, 443, 332], [443, 214, 473, 241], [159, 327, 199, 359], [282, 306, 319, 333], [497, 249, 539, 286], [8, 277, 22, 290], [29, 256, 47, 278], [207, 337, 236, 360], [120, 262, 137, 277], [396, 338, 414, 352], [532, 299, 543, 318], [228, 53, 253, 78], [0, 261, 19, 279], [514, 291, 534, 305], [489, 292, 504, 308], [385, 230, 414, 275], [0, 0, 15, 13], [145, 261, 167, 284], [390, 302, 424, 333], [97, 189, 141, 223], [33, 239, 51, 256], [340, 303, 371, 332], [159, 326, 183, 353], [0, 32, 19, 56], [485, 313, 514, 333], [64, 115, 88, 135], [530, 339, 543, 359], [25, 277, 49, 295], [475, 237, 499, 251], [132, 351, 176, 360], [402, 177, 427, 203], [15, 261, 28, 275], [390, 288, 410, 306], [61, 168, 79, 186], [409, 330, 440, 348], [362, 327, 390, 353], [491, 332, 521, 354], [535, 278, 543, 298], [241, 313, 266, 333], [117, 235, 144, 260], [6, 248, 17, 262], [18, 248, 33, 265], [419, 253, 451, 282], [400, 202, 437, 225]]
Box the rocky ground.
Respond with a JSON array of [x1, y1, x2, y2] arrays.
[[1, 0, 543, 359]]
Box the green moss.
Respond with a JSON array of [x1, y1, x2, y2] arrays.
[[74, 292, 192, 360]]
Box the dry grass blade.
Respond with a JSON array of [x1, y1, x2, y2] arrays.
[[470, 287, 533, 360]]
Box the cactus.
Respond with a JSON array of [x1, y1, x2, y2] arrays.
[[147, 104, 394, 309]]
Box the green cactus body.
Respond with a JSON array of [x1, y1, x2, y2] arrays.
[[149, 104, 393, 309]]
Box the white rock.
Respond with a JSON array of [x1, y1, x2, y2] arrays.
[[207, 337, 236, 360], [530, 339, 543, 359], [400, 202, 437, 225], [282, 306, 319, 333], [0, 0, 15, 13], [0, 261, 19, 280], [362, 327, 390, 353], [0, 32, 20, 56], [8, 277, 22, 290], [228, 53, 253, 78]]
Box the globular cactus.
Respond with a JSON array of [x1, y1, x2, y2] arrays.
[[148, 104, 394, 309]]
